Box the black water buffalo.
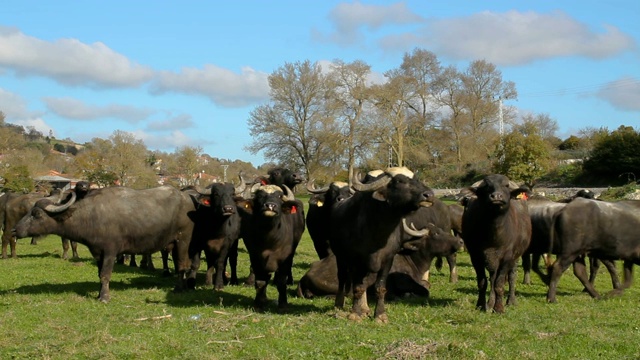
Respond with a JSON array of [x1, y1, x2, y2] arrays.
[[241, 167, 303, 285], [461, 174, 532, 313], [365, 170, 460, 283], [236, 184, 305, 311], [298, 223, 463, 299], [523, 193, 619, 290], [255, 167, 304, 191], [329, 167, 434, 322], [13, 185, 196, 302], [546, 198, 640, 303], [305, 180, 352, 259], [185, 181, 244, 290]]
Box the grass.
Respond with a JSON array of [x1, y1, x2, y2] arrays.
[[1, 203, 639, 359]]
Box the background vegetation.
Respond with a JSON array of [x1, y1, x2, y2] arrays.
[[2, 49, 639, 192], [1, 203, 639, 359]]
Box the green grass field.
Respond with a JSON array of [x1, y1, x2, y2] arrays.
[[1, 211, 639, 359]]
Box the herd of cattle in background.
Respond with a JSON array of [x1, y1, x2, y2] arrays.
[[1, 166, 640, 322]]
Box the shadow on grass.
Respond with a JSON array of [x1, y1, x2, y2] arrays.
[[164, 284, 329, 315]]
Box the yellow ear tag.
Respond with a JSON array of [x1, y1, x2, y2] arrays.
[[316, 200, 324, 207], [516, 192, 528, 200]]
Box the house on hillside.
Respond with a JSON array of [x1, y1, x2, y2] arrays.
[[34, 170, 84, 191]]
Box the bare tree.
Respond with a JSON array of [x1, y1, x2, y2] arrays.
[[246, 60, 335, 178], [326, 59, 374, 183]]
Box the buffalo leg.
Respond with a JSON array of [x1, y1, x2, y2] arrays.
[[187, 250, 201, 289], [600, 259, 621, 290], [522, 253, 532, 285], [334, 255, 349, 309], [469, 252, 488, 310], [608, 260, 634, 297], [226, 239, 239, 285], [213, 245, 231, 290], [161, 249, 171, 276], [2, 232, 17, 259], [447, 253, 458, 283], [274, 268, 289, 311], [253, 272, 271, 311], [506, 263, 518, 306], [62, 237, 70, 260], [96, 253, 115, 302], [372, 260, 393, 323], [572, 256, 600, 299], [547, 255, 576, 303]]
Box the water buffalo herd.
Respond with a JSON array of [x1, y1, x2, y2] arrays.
[[2, 167, 639, 322]]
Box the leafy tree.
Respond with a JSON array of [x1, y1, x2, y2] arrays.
[[582, 126, 640, 185], [2, 165, 34, 193], [172, 145, 203, 186], [494, 126, 552, 189]]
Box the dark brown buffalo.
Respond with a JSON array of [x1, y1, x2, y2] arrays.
[[547, 198, 640, 303], [298, 223, 463, 299], [236, 184, 305, 311], [13, 185, 196, 302], [461, 174, 532, 313], [1, 190, 78, 260], [329, 167, 434, 322]]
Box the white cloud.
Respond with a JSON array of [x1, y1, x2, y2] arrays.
[[149, 65, 270, 107], [146, 113, 195, 131], [314, 1, 424, 46], [131, 130, 212, 152], [0, 87, 33, 119], [597, 77, 640, 112], [379, 10, 637, 66], [43, 97, 154, 123], [0, 87, 54, 134], [0, 26, 154, 88]]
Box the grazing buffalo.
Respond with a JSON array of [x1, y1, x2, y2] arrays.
[[185, 181, 244, 290], [237, 184, 305, 311], [330, 167, 434, 322], [547, 198, 640, 303], [461, 174, 532, 313], [305, 180, 353, 259], [298, 223, 463, 299], [13, 185, 196, 302]]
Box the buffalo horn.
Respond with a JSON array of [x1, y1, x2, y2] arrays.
[[470, 180, 485, 188], [282, 184, 296, 202], [402, 218, 430, 237], [306, 179, 329, 194], [44, 191, 77, 213], [235, 173, 247, 195], [508, 181, 520, 189], [351, 171, 390, 192]]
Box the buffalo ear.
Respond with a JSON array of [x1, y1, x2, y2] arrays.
[[236, 199, 254, 215], [402, 239, 422, 252], [372, 189, 387, 202], [197, 195, 212, 207], [281, 201, 301, 215], [510, 187, 530, 200]]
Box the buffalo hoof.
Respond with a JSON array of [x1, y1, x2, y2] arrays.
[[347, 313, 363, 322], [374, 314, 389, 324], [606, 289, 625, 298]]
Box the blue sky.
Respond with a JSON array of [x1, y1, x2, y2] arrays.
[[1, 1, 638, 167]]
